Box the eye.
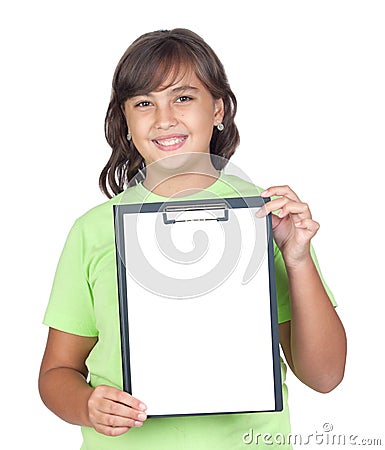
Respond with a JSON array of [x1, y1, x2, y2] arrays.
[[176, 96, 192, 103], [135, 100, 152, 108]]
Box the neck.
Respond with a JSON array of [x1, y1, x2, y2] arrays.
[[142, 157, 220, 198]]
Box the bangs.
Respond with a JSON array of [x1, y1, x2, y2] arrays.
[[116, 39, 199, 101]]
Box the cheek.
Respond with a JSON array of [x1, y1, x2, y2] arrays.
[[130, 118, 148, 137], [189, 108, 212, 127], [196, 116, 215, 138]]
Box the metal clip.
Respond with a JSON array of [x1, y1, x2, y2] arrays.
[[162, 202, 229, 224]]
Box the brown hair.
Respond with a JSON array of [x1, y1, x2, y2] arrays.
[[100, 28, 240, 198]]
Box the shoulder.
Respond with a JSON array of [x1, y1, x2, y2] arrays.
[[75, 183, 146, 229], [216, 173, 264, 197], [76, 195, 120, 226], [70, 195, 118, 239], [69, 184, 147, 243]]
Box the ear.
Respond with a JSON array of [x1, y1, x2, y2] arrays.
[[213, 98, 224, 124], [121, 102, 128, 119], [121, 102, 131, 131]]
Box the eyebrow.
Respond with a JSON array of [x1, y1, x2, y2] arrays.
[[169, 85, 199, 94], [131, 85, 199, 99]]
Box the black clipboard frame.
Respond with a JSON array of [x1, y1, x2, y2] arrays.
[[114, 196, 282, 417]]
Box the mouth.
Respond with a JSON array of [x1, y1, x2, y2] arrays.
[[152, 135, 188, 151]]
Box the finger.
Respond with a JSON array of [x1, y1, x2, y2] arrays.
[[277, 200, 312, 220], [99, 399, 147, 423], [256, 197, 289, 218], [94, 423, 132, 437], [95, 385, 147, 412], [256, 197, 310, 219], [261, 185, 301, 202], [88, 386, 148, 434], [96, 409, 146, 428], [294, 218, 320, 234]]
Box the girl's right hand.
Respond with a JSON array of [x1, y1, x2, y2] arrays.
[[87, 385, 147, 436]]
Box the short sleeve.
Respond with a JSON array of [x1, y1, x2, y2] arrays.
[[274, 243, 337, 324], [43, 220, 98, 336]]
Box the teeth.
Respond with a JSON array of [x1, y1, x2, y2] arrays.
[[156, 137, 185, 146]]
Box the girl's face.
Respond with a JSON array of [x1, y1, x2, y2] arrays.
[[123, 69, 224, 172]]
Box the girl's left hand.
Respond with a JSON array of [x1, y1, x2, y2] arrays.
[[258, 185, 320, 268]]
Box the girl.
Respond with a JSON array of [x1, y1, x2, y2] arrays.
[[39, 28, 346, 450]]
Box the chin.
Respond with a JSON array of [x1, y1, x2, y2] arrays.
[[150, 152, 207, 175], [147, 153, 201, 176]]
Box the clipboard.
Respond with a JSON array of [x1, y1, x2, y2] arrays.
[[114, 196, 282, 417]]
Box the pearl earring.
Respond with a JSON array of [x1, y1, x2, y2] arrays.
[[216, 123, 224, 131], [126, 131, 132, 141]]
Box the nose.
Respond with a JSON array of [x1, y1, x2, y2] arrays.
[[154, 104, 177, 130]]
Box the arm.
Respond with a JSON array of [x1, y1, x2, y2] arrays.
[[278, 267, 346, 393], [38, 328, 147, 436], [260, 186, 347, 393]]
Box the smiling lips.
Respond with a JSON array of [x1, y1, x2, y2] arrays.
[[152, 135, 188, 151]]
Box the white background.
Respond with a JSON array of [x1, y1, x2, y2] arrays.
[[1, 1, 384, 448]]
